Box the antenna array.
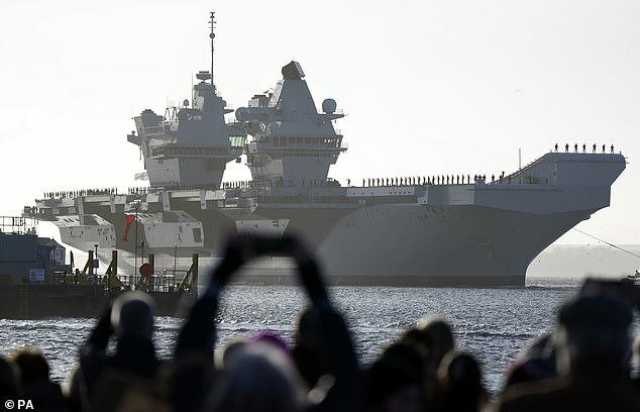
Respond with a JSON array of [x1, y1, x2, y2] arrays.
[[209, 11, 216, 86]]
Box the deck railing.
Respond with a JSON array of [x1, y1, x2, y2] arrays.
[[0, 216, 37, 235]]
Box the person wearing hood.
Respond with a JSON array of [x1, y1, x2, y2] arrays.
[[69, 292, 160, 412]]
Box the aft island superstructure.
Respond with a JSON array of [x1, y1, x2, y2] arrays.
[[23, 14, 627, 287]]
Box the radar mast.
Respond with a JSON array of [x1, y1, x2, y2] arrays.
[[209, 11, 216, 87]]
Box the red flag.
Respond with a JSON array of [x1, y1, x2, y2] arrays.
[[123, 214, 136, 241]]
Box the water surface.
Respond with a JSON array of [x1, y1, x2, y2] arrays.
[[0, 280, 578, 391]]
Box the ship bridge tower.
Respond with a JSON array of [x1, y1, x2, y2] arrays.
[[235, 61, 346, 189], [126, 11, 245, 189]]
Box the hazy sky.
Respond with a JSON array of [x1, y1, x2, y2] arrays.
[[1, 0, 638, 245]]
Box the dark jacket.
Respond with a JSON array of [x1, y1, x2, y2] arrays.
[[497, 375, 640, 412], [73, 307, 160, 411]]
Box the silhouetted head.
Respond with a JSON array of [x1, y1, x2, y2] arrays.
[[208, 342, 304, 412], [10, 347, 50, 387], [216, 336, 249, 369], [438, 351, 486, 411], [554, 295, 633, 377], [504, 333, 557, 388], [399, 328, 430, 362], [0, 355, 19, 398], [415, 316, 455, 368], [111, 291, 155, 340], [367, 341, 426, 407], [438, 351, 484, 394]]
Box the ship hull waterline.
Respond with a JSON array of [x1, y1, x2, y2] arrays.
[[52, 204, 593, 288]]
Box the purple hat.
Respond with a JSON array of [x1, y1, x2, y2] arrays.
[[251, 330, 289, 354]]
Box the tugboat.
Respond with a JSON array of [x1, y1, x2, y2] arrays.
[[0, 216, 196, 319]]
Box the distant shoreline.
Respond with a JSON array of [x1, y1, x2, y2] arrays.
[[528, 244, 640, 279]]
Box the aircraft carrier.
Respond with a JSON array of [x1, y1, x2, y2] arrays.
[[23, 13, 627, 287]]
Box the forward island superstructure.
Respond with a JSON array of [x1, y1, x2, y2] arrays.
[[23, 14, 627, 287]]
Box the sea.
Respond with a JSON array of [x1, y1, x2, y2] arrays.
[[0, 278, 582, 392]]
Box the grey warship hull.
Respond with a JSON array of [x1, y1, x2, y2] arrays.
[[315, 205, 589, 287], [29, 151, 625, 288], [29, 206, 600, 287]]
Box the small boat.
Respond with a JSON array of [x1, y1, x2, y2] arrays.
[[0, 216, 195, 319], [625, 269, 640, 284]]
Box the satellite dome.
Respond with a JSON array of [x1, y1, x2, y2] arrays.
[[322, 98, 337, 114]]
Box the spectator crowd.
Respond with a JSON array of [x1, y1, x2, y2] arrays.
[[1, 235, 639, 412]]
